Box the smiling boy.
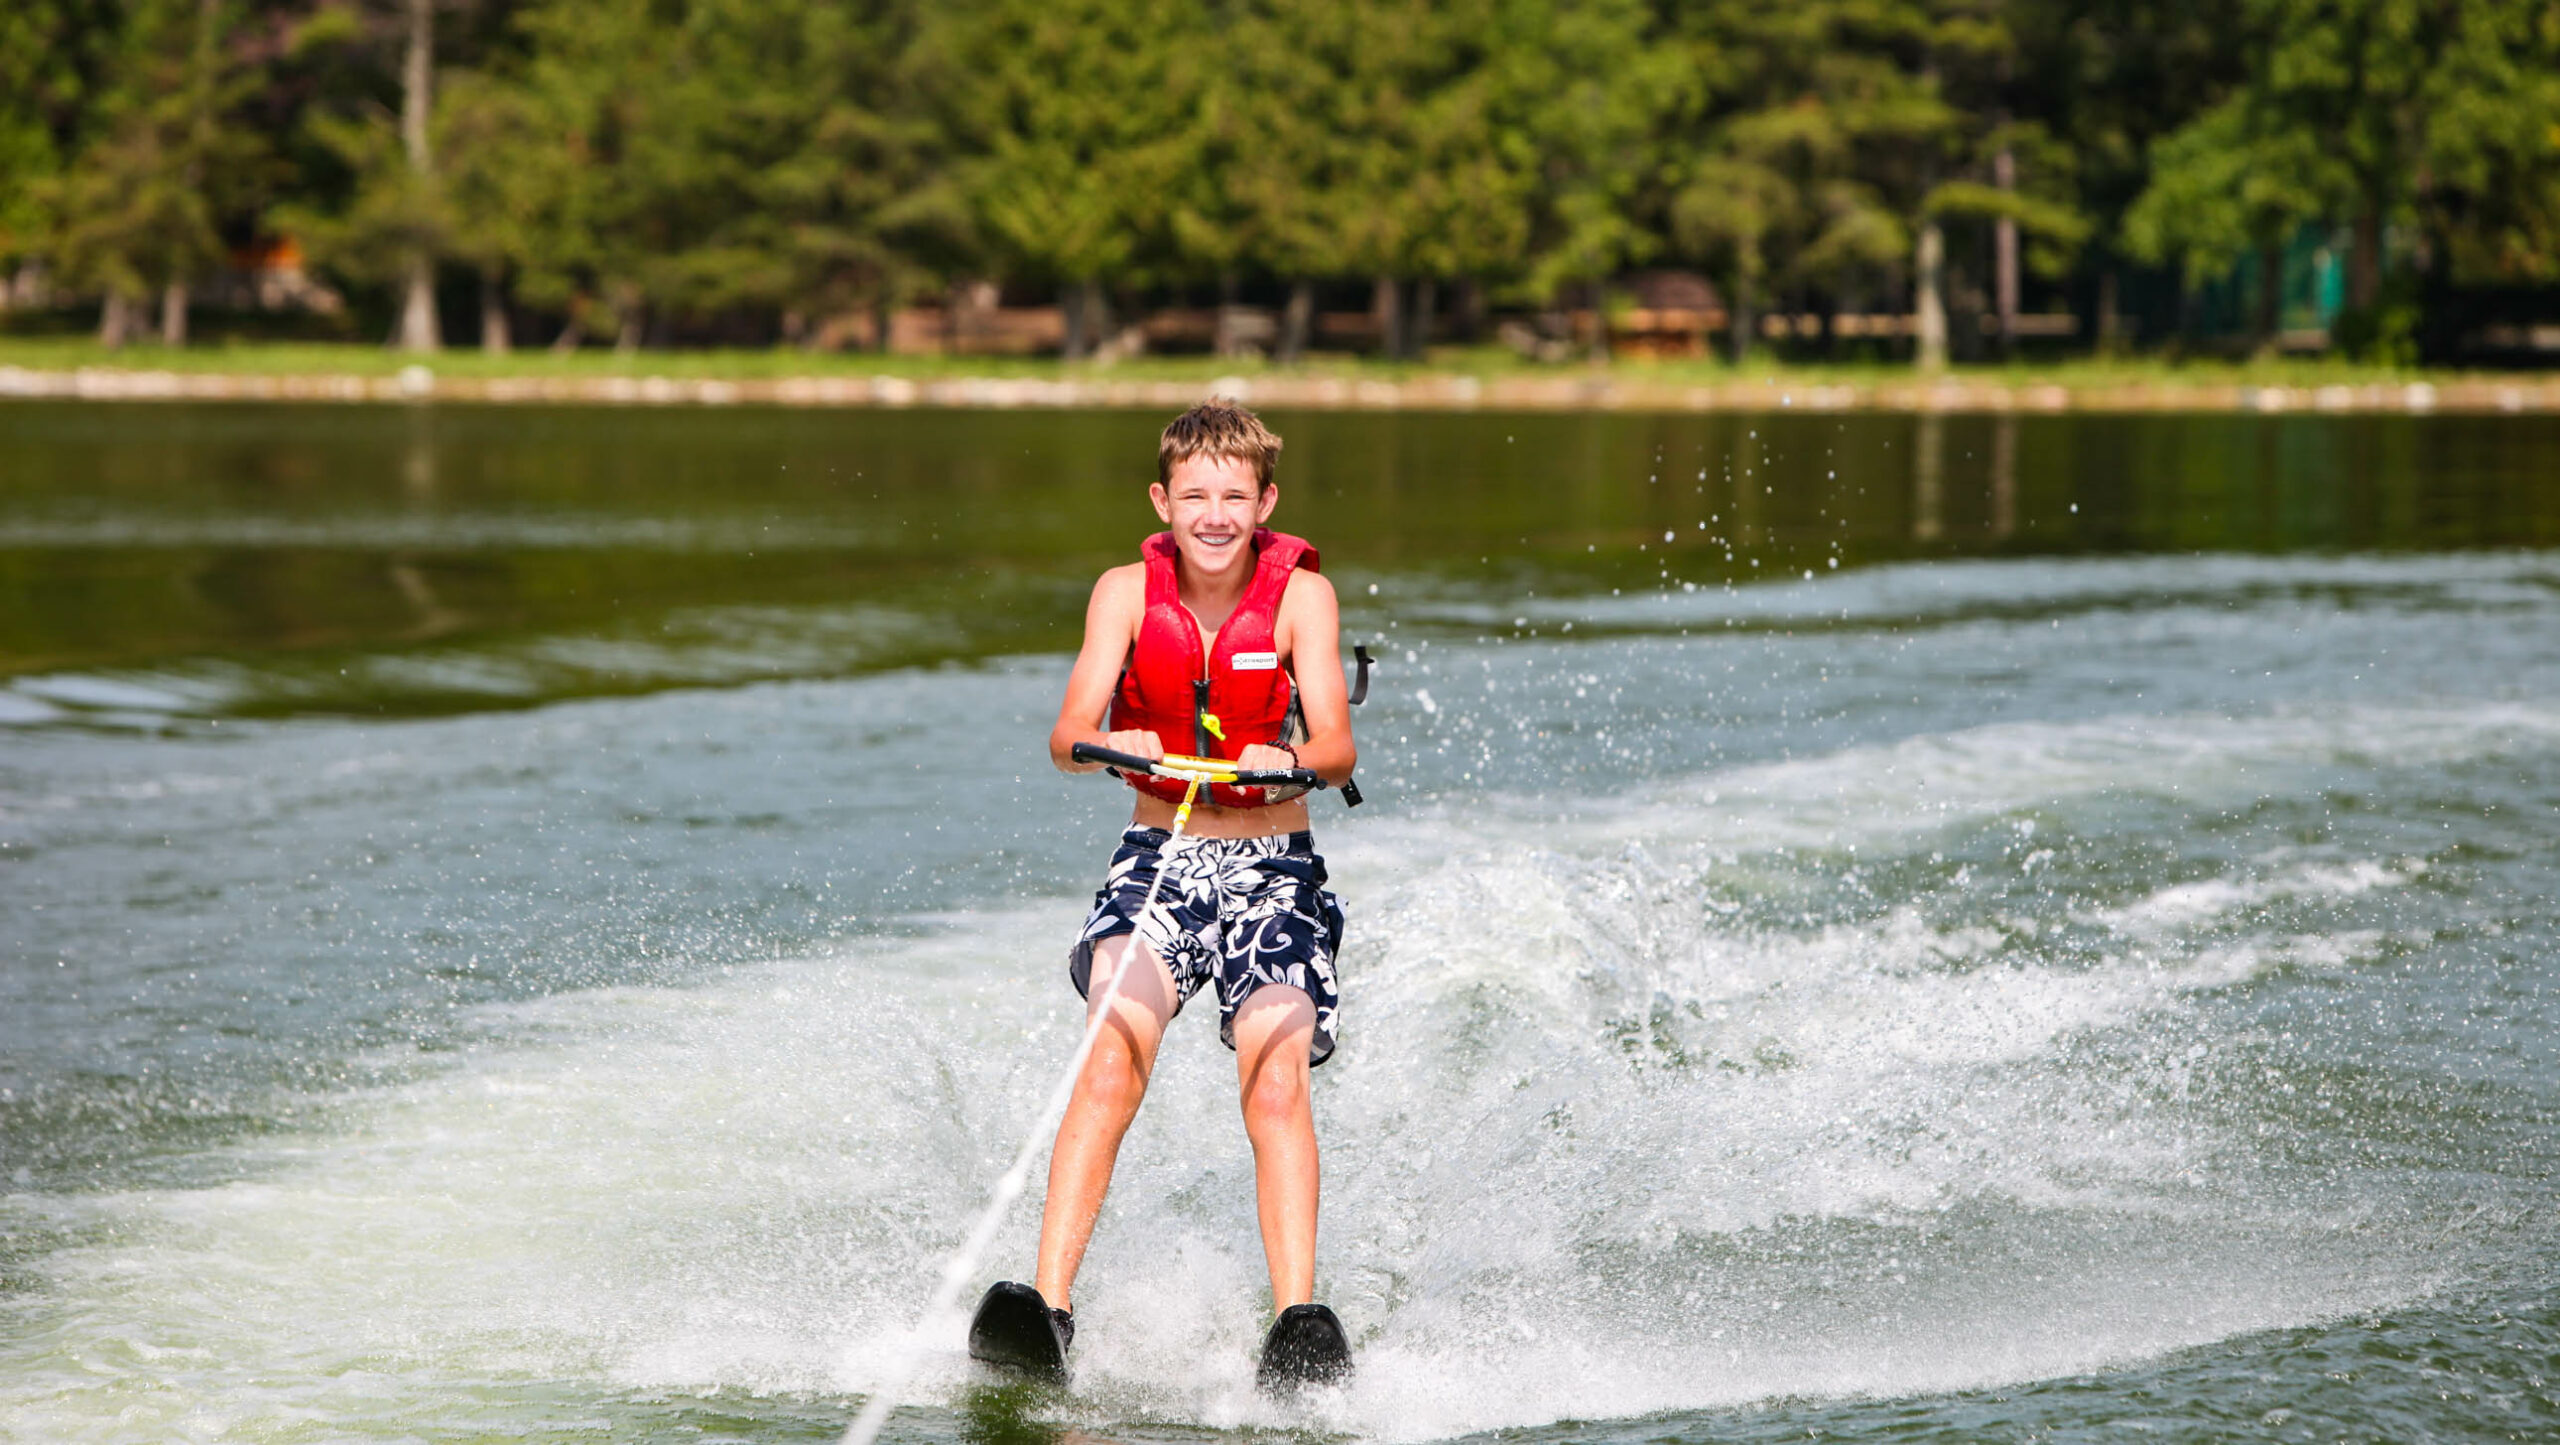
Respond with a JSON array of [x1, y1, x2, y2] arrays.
[[971, 400, 1357, 1388]]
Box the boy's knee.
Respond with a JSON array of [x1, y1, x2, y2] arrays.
[[1078, 1046, 1148, 1117], [1240, 1062, 1309, 1131]]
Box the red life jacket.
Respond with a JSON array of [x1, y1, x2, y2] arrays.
[[1111, 528, 1319, 809]]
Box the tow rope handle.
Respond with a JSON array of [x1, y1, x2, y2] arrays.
[[1105, 646, 1377, 805], [1072, 742, 1329, 792]]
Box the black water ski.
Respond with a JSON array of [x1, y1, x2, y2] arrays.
[[1256, 1303, 1352, 1392], [966, 1282, 1071, 1384]]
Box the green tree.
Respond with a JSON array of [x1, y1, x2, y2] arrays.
[[430, 65, 552, 351], [2398, 0, 2560, 289], [2125, 0, 2560, 357], [1222, 0, 1524, 360], [0, 0, 115, 290], [1222, 0, 1659, 361], [1901, 0, 2092, 368], [1500, 0, 1673, 343], [1659, 0, 1949, 363], [440, 0, 952, 352], [276, 0, 450, 351], [1661, 0, 2085, 368], [931, 0, 1211, 358], [2121, 99, 2328, 345], [2009, 0, 2247, 349], [46, 0, 271, 345], [731, 0, 966, 349], [1216, 0, 1384, 360]]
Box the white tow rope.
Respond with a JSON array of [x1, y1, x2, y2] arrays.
[[839, 773, 1207, 1445]]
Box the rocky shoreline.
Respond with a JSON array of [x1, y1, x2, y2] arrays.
[[4, 362, 2555, 413]]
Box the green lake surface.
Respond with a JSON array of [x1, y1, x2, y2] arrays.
[[3, 401, 2557, 1443]]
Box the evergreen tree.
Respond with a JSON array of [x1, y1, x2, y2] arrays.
[[275, 0, 452, 350], [1659, 0, 1948, 362], [2127, 0, 2560, 357], [0, 0, 114, 291], [2010, 0, 2246, 347], [1222, 0, 1527, 359], [12, 0, 2560, 361], [45, 0, 271, 345], [930, 0, 1213, 357], [1498, 0, 1672, 339]]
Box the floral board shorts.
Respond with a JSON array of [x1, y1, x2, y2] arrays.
[[1069, 826, 1346, 1067]]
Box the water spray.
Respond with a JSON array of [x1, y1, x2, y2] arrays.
[[838, 745, 1330, 1445]]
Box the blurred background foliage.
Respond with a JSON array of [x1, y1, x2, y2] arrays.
[[3, 0, 2558, 366]]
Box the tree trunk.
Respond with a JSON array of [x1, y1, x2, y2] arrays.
[[1407, 280, 1435, 360], [1085, 279, 1113, 357], [1277, 279, 1313, 363], [1371, 275, 1401, 359], [161, 280, 188, 345], [1453, 277, 1486, 343], [1062, 279, 1108, 359], [614, 291, 643, 354], [1993, 147, 2019, 359], [396, 0, 441, 353], [1585, 278, 1610, 362], [99, 290, 134, 348], [2349, 203, 2382, 310], [873, 293, 894, 354], [9, 261, 50, 309], [1728, 275, 1754, 364], [2255, 239, 2283, 348], [1914, 220, 1949, 372], [1061, 282, 1087, 359], [549, 313, 583, 354], [1213, 272, 1245, 358], [2096, 270, 2121, 355], [479, 268, 511, 355]]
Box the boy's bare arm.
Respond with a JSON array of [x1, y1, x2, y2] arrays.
[[1050, 566, 1151, 772], [1250, 571, 1355, 785]]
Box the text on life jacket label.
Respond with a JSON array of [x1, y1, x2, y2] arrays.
[[1230, 651, 1280, 671]]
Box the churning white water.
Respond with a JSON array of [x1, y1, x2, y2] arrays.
[[7, 677, 2493, 1441]]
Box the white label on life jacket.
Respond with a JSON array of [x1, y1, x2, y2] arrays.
[[1230, 651, 1280, 671]]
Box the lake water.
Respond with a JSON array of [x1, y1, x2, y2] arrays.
[[3, 401, 2557, 1443]]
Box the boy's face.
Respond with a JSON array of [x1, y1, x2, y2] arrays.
[[1151, 454, 1276, 578]]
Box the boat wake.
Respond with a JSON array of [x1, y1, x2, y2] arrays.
[[2, 698, 2496, 1442]]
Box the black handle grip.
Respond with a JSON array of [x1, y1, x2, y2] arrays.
[[1071, 741, 1327, 791]]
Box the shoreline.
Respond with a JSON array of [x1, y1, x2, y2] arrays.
[[4, 362, 2558, 414]]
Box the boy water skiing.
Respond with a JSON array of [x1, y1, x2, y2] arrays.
[[968, 400, 1358, 1389]]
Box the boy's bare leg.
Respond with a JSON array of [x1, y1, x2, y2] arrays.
[[1231, 985, 1320, 1312], [1034, 935, 1179, 1313]]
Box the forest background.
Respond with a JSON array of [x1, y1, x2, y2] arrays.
[[5, 0, 2560, 371]]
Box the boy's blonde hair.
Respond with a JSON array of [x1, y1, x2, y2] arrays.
[[1158, 399, 1283, 489]]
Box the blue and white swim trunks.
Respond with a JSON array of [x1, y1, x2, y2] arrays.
[[1069, 826, 1346, 1066]]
